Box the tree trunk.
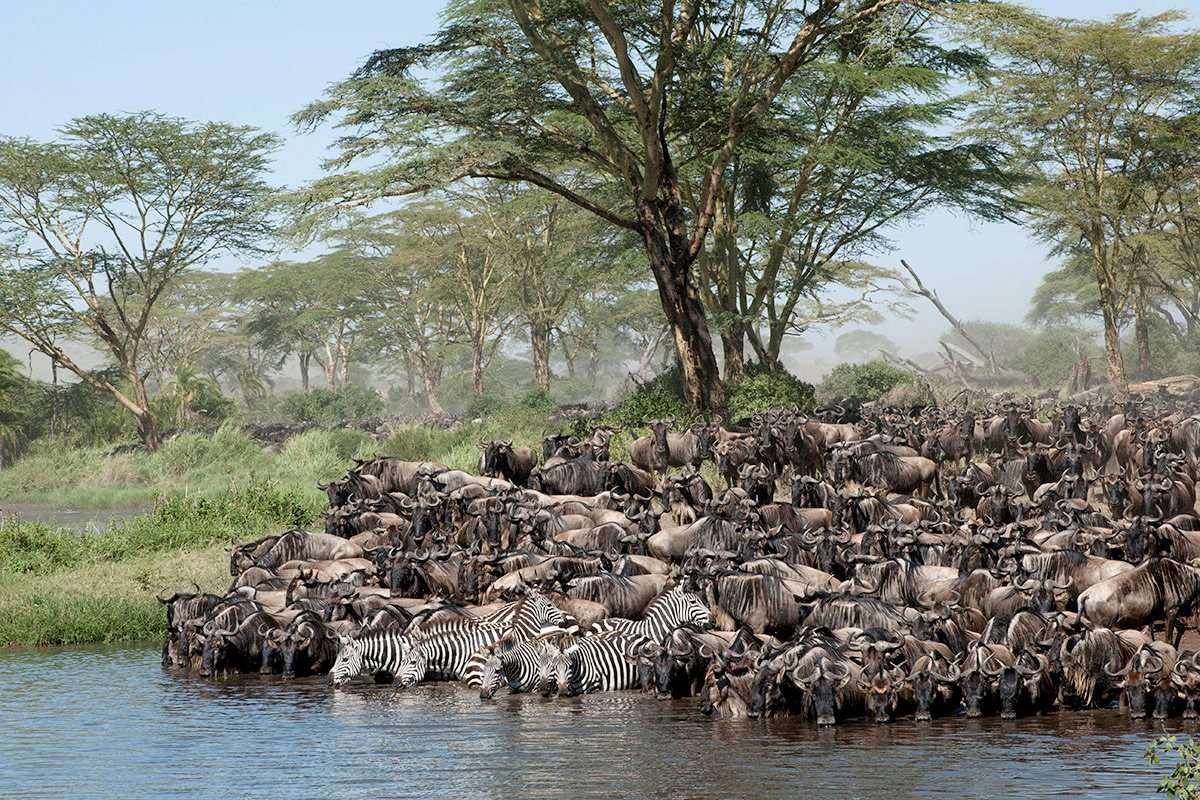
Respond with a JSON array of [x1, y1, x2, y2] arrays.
[[336, 336, 351, 386], [1101, 301, 1130, 403], [720, 322, 745, 382], [321, 343, 337, 389], [418, 365, 445, 414], [299, 353, 311, 393], [530, 321, 552, 389], [1134, 291, 1152, 379], [471, 334, 485, 397], [129, 372, 159, 451], [1093, 238, 1129, 402], [642, 230, 723, 413]]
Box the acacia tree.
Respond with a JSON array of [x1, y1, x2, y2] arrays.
[[695, 10, 1017, 378], [293, 0, 952, 412], [474, 183, 640, 389], [236, 254, 371, 392], [970, 9, 1200, 400], [0, 113, 277, 449], [344, 212, 461, 413], [140, 271, 239, 389]]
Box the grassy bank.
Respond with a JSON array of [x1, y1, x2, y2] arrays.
[[0, 405, 579, 646], [0, 407, 580, 510], [0, 482, 320, 646]]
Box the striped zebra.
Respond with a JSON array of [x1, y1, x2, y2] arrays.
[[591, 587, 711, 640], [407, 591, 565, 640], [397, 591, 570, 688], [461, 635, 562, 698], [329, 630, 414, 687], [397, 624, 507, 687], [547, 631, 654, 696]]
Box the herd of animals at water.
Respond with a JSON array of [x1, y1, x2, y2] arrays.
[[159, 393, 1200, 725]]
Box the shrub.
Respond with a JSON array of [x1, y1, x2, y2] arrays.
[[818, 361, 911, 403], [280, 386, 385, 424], [725, 367, 815, 421], [1018, 328, 1091, 388], [603, 366, 692, 431], [1147, 735, 1200, 799]]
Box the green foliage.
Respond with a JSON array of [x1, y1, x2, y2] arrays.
[[725, 368, 815, 421], [603, 367, 692, 432], [1147, 735, 1200, 799], [0, 479, 318, 577], [519, 386, 556, 413], [818, 361, 912, 402], [280, 386, 385, 424], [0, 350, 49, 465], [1017, 328, 1093, 388]]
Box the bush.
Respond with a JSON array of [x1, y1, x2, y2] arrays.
[[603, 366, 692, 431], [280, 386, 385, 424], [1147, 735, 1200, 799], [0, 479, 320, 577], [818, 361, 911, 403], [725, 367, 815, 421]]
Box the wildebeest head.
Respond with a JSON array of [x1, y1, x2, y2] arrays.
[[907, 657, 958, 722], [388, 549, 432, 597], [1107, 647, 1167, 720], [272, 614, 334, 679], [859, 667, 904, 723], [795, 660, 852, 726], [647, 419, 672, 457], [1170, 653, 1200, 719], [1013, 577, 1072, 614]]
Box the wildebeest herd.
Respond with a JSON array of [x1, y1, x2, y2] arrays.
[[161, 395, 1200, 725]]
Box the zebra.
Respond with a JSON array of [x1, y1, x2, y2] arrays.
[[461, 634, 563, 698], [329, 629, 414, 687], [406, 591, 565, 640], [397, 592, 571, 688], [397, 624, 508, 687], [545, 631, 654, 696], [591, 587, 711, 641]]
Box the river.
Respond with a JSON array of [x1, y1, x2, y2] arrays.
[[0, 645, 1184, 799]]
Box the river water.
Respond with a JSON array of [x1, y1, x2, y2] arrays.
[[0, 645, 1185, 799]]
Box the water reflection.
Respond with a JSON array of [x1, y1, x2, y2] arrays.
[[0, 645, 1184, 799]]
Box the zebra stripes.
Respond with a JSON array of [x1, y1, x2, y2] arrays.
[[591, 587, 711, 641], [397, 624, 507, 687], [549, 632, 654, 696], [462, 637, 560, 697], [330, 630, 413, 687]]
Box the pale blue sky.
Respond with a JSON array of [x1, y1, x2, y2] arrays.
[[2, 0, 1197, 367]]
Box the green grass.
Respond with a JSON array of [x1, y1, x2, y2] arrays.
[[0, 479, 321, 646], [0, 410, 574, 509], [0, 402, 657, 646], [0, 545, 230, 646]]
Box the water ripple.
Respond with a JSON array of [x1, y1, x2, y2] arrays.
[[0, 646, 1183, 799]]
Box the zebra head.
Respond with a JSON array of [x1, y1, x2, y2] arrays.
[[398, 645, 428, 688], [330, 635, 362, 687], [517, 590, 570, 636], [478, 647, 505, 700], [551, 644, 581, 697], [677, 589, 714, 629]]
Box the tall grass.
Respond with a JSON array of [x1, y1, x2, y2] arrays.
[[0, 480, 320, 577], [0, 479, 321, 646], [0, 404, 626, 646], [0, 545, 230, 646]]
